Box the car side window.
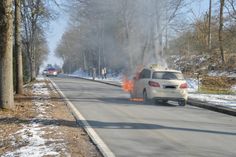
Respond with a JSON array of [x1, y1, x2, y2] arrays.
[[145, 70, 151, 78], [140, 69, 151, 79], [139, 70, 145, 79]]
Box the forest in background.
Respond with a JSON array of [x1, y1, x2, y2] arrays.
[[56, 0, 236, 76]]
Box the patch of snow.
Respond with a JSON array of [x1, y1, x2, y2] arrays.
[[208, 70, 236, 78], [231, 85, 236, 92], [2, 123, 60, 157], [36, 76, 45, 81], [186, 78, 199, 93], [70, 69, 123, 83], [228, 73, 236, 78], [172, 55, 181, 63], [186, 78, 236, 109], [72, 69, 90, 78], [33, 82, 49, 96], [189, 93, 236, 109], [2, 79, 68, 157], [95, 73, 123, 83], [198, 56, 206, 63]]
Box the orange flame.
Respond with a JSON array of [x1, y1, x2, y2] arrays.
[[122, 77, 134, 92], [129, 98, 144, 102], [122, 76, 144, 102]]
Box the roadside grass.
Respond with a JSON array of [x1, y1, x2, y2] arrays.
[[199, 86, 236, 95], [196, 76, 236, 95]]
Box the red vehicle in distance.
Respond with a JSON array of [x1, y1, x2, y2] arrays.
[[44, 68, 58, 77]]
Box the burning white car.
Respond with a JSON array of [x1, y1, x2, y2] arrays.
[[130, 64, 188, 106]]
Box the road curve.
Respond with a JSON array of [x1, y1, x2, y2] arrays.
[[51, 76, 236, 157]]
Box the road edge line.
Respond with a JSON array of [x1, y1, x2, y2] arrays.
[[49, 78, 116, 157]]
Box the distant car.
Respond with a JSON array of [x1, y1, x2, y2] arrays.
[[130, 64, 188, 106], [46, 68, 58, 77], [42, 69, 48, 75]]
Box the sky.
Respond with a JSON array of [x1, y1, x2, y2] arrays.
[[42, 4, 69, 69], [43, 0, 209, 70]]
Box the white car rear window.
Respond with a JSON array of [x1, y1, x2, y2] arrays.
[[152, 72, 184, 80]]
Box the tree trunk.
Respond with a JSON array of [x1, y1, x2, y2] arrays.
[[219, 0, 225, 64], [30, 33, 37, 79], [83, 51, 87, 70], [30, 55, 36, 80], [0, 0, 14, 109], [30, 36, 36, 80], [15, 0, 24, 94], [22, 0, 31, 82], [208, 0, 212, 51]]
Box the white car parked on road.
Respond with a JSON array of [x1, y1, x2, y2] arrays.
[[130, 64, 188, 106]]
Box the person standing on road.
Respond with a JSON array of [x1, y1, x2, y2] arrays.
[[92, 68, 96, 80], [104, 67, 107, 79], [101, 68, 105, 80]]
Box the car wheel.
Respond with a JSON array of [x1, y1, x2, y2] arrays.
[[178, 100, 186, 106]]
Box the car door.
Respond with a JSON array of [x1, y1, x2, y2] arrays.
[[136, 69, 151, 97], [135, 69, 145, 98], [131, 73, 140, 98], [140, 69, 151, 97]]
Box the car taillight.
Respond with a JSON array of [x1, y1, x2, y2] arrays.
[[148, 81, 160, 87], [180, 83, 188, 89]]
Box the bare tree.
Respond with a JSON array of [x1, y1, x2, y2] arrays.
[[0, 0, 14, 109], [219, 0, 225, 64], [15, 0, 24, 94], [225, 0, 236, 19], [208, 0, 212, 51], [21, 0, 51, 80]]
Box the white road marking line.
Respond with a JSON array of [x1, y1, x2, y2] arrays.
[[49, 78, 116, 157]]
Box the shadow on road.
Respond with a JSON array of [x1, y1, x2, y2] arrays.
[[80, 120, 236, 136], [98, 97, 178, 107], [59, 97, 178, 107], [1, 117, 235, 136]]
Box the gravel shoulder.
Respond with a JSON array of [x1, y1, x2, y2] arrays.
[[0, 77, 102, 157]]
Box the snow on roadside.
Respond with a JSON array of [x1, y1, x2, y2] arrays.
[[95, 74, 123, 83], [35, 75, 46, 81], [186, 78, 236, 109], [232, 85, 236, 92], [208, 70, 236, 78], [186, 78, 199, 93], [189, 93, 236, 109], [2, 77, 68, 157], [70, 69, 123, 83]]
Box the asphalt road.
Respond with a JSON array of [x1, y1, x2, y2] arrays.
[[51, 77, 236, 157]]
